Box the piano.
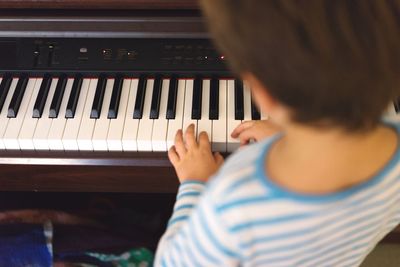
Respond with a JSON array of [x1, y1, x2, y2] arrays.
[[0, 1, 271, 193], [0, 0, 399, 186], [0, 1, 399, 192], [0, 0, 398, 244]]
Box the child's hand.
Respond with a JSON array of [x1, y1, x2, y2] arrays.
[[168, 124, 224, 183], [231, 120, 281, 146]]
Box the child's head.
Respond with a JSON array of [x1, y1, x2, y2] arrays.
[[201, 0, 400, 131]]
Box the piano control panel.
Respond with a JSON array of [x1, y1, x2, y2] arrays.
[[1, 38, 228, 74]]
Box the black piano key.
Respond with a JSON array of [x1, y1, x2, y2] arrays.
[[32, 74, 52, 118], [150, 76, 163, 119], [108, 75, 124, 119], [90, 74, 106, 119], [49, 74, 67, 118], [251, 97, 261, 120], [191, 77, 202, 120], [65, 74, 83, 119], [133, 76, 147, 119], [7, 74, 28, 118], [209, 78, 219, 120], [166, 76, 178, 119], [0, 73, 12, 113], [234, 79, 244, 120]]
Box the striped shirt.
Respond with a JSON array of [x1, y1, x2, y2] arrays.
[[155, 118, 400, 267]]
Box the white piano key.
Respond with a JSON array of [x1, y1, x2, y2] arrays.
[[243, 81, 252, 121], [62, 78, 90, 150], [260, 94, 269, 120], [77, 78, 98, 151], [137, 79, 155, 151], [197, 79, 212, 140], [107, 79, 131, 151], [152, 79, 170, 151], [227, 79, 241, 152], [122, 79, 139, 151], [166, 79, 186, 149], [18, 78, 43, 150], [0, 78, 18, 149], [261, 110, 269, 120], [48, 78, 74, 150], [212, 80, 227, 152], [3, 78, 37, 150], [92, 78, 114, 151], [29, 78, 58, 150], [182, 79, 197, 136]]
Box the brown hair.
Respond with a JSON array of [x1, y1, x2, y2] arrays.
[[200, 0, 400, 130]]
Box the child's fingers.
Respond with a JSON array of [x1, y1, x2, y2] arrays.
[[238, 129, 255, 145], [185, 124, 198, 148], [174, 129, 187, 156], [231, 121, 254, 138], [199, 131, 211, 150], [214, 152, 224, 166], [168, 146, 180, 165]]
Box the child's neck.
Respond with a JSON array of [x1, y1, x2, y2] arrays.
[[266, 123, 398, 195]]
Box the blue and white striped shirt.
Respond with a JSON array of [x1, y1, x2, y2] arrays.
[[155, 119, 400, 267]]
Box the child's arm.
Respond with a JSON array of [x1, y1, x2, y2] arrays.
[[231, 119, 281, 146], [154, 181, 241, 266], [154, 124, 241, 266]]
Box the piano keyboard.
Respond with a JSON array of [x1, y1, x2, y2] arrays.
[[0, 74, 267, 153]]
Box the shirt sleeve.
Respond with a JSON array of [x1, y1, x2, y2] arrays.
[[154, 180, 241, 267]]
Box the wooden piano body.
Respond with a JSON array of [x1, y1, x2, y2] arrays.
[[0, 0, 398, 244]]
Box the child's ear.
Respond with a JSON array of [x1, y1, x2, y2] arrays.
[[241, 72, 278, 115]]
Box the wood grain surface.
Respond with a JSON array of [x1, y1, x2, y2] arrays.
[[0, 0, 199, 9], [0, 164, 179, 192], [0, 151, 179, 192]]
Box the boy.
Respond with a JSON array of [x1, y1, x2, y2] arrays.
[[155, 0, 400, 266]]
